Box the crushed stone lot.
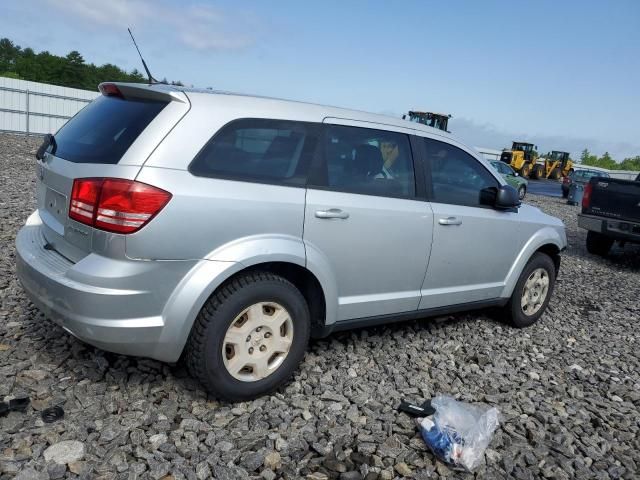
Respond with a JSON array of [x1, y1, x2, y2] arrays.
[[1, 132, 639, 480]]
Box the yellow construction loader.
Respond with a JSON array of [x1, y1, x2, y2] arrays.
[[531, 151, 574, 180], [403, 111, 452, 132], [500, 141, 538, 177]]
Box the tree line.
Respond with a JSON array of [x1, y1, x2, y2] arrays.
[[579, 149, 640, 171], [0, 38, 182, 91]]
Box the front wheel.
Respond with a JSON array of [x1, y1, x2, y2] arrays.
[[503, 253, 556, 328], [185, 272, 310, 401], [518, 185, 526, 200]]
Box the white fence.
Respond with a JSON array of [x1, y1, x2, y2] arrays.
[[0, 77, 99, 135]]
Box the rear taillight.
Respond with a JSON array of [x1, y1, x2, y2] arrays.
[[69, 178, 171, 234], [582, 182, 593, 209], [69, 178, 101, 224]]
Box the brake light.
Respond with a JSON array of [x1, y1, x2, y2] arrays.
[[69, 178, 101, 224], [582, 182, 593, 209], [99, 83, 124, 98], [69, 178, 171, 234]]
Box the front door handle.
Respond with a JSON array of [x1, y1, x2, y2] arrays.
[[438, 216, 462, 226], [315, 208, 349, 220]]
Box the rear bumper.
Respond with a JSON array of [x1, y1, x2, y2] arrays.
[[15, 211, 238, 362], [578, 214, 640, 243]]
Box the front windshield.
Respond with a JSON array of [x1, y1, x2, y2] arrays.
[[514, 143, 533, 152]]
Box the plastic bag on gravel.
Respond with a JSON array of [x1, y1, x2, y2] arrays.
[[418, 395, 500, 471]]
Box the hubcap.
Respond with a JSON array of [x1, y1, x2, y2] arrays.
[[521, 268, 550, 316], [222, 302, 294, 382]]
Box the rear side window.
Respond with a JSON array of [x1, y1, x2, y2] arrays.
[[190, 119, 318, 186], [53, 95, 166, 164]]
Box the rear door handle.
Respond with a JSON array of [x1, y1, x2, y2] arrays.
[[438, 216, 462, 226], [315, 208, 349, 220]]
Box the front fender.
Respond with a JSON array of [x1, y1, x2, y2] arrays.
[[501, 226, 565, 298]]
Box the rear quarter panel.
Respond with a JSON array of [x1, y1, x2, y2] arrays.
[[128, 169, 307, 262]]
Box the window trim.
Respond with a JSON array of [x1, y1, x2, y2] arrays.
[[187, 117, 321, 188], [421, 136, 502, 209], [306, 124, 424, 201]]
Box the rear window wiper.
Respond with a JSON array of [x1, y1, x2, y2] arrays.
[[36, 134, 57, 160]]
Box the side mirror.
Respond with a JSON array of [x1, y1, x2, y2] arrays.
[[495, 184, 521, 209], [36, 134, 54, 160]]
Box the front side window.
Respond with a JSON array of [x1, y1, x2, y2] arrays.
[[314, 125, 416, 198], [189, 119, 318, 185], [424, 138, 499, 207]]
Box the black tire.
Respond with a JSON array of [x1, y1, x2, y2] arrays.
[[550, 168, 561, 180], [503, 253, 556, 328], [185, 272, 310, 401], [531, 165, 542, 180], [586, 231, 613, 256], [517, 185, 526, 200]]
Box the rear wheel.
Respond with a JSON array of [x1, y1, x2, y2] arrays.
[[521, 164, 533, 178], [550, 168, 561, 180], [586, 231, 613, 256], [530, 164, 542, 180], [503, 253, 556, 328], [185, 272, 310, 401]]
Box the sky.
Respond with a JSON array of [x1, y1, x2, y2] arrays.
[[3, 0, 639, 160]]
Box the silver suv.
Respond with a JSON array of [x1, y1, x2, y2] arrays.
[[16, 83, 567, 400]]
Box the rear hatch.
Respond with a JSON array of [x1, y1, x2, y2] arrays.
[[586, 177, 640, 222], [36, 83, 190, 262]]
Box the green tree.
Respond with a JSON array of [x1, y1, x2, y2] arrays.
[[0, 38, 20, 73], [620, 156, 640, 171], [579, 148, 590, 164], [0, 71, 22, 79], [0, 37, 180, 90], [62, 51, 87, 88], [581, 149, 600, 167], [599, 152, 616, 170]]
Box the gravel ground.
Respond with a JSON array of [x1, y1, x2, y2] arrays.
[[1, 132, 639, 480]]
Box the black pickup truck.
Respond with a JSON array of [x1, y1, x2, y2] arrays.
[[578, 173, 640, 255]]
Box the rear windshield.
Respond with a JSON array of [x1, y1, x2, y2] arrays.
[[52, 95, 166, 164]]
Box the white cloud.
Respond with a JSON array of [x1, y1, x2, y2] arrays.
[[47, 0, 143, 27], [46, 0, 257, 51]]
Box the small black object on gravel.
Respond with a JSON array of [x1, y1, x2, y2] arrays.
[[41, 406, 64, 423]]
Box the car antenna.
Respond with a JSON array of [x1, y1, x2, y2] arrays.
[[127, 27, 160, 84]]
